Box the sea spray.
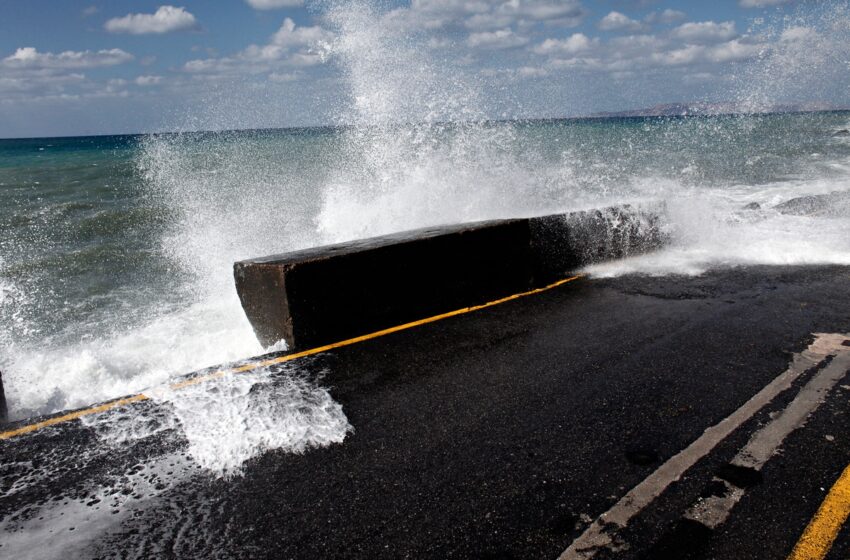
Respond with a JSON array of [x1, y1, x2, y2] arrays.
[[74, 363, 352, 479], [316, 1, 522, 240], [0, 363, 351, 559], [3, 4, 850, 554], [1, 0, 850, 425], [732, 2, 850, 113], [144, 367, 352, 478]]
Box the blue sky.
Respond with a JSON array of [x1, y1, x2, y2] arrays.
[[0, 0, 846, 138]]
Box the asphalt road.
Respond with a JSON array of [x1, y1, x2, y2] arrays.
[[1, 264, 850, 559]]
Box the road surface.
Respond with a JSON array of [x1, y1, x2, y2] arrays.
[[1, 264, 850, 559]]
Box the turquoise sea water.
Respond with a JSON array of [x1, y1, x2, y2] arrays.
[[2, 112, 850, 419]]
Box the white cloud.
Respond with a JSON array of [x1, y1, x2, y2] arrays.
[[739, 0, 793, 7], [383, 0, 484, 31], [780, 26, 817, 42], [271, 18, 333, 48], [684, 71, 717, 83], [269, 71, 298, 82], [478, 0, 586, 29], [0, 73, 85, 93], [105, 5, 197, 35], [465, 12, 517, 31], [547, 56, 601, 70], [183, 18, 331, 75], [652, 44, 704, 66], [513, 0, 586, 22], [644, 9, 686, 25], [238, 44, 284, 62], [706, 39, 761, 62], [604, 33, 669, 65], [610, 34, 666, 51], [0, 47, 137, 103], [2, 47, 133, 69], [135, 75, 164, 86], [598, 11, 645, 32], [23, 88, 131, 104], [467, 28, 529, 49], [517, 66, 548, 78], [671, 21, 737, 43], [244, 0, 303, 9], [534, 33, 596, 55], [388, 0, 586, 32], [103, 78, 130, 95], [427, 37, 453, 49], [521, 5, 789, 81], [82, 6, 99, 17], [645, 37, 760, 66], [234, 18, 331, 63], [288, 52, 322, 66], [183, 58, 226, 73]]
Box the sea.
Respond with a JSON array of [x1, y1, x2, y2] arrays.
[[3, 112, 850, 426], [3, 3, 850, 556], [2, 0, 850, 482]]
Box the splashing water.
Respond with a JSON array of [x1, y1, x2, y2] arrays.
[[733, 2, 850, 113], [0, 362, 352, 560], [1, 1, 850, 476], [144, 367, 352, 478], [315, 1, 532, 240]]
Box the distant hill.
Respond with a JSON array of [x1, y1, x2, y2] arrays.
[[588, 101, 848, 118]]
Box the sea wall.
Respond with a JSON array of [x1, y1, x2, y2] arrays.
[[234, 204, 666, 350], [0, 370, 7, 424]]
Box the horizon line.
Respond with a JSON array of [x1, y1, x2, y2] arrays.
[[2, 107, 849, 142]]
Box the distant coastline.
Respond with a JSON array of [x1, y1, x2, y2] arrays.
[[587, 101, 850, 118], [2, 104, 850, 142]]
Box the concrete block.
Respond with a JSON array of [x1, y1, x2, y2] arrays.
[[0, 370, 7, 424], [529, 204, 666, 282], [234, 220, 536, 349], [234, 205, 667, 350]]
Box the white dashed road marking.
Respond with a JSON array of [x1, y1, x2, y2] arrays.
[[559, 333, 850, 560]]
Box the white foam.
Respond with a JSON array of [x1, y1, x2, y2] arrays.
[[75, 364, 351, 480], [145, 367, 352, 478], [0, 367, 351, 560], [586, 188, 850, 277], [4, 293, 262, 419], [4, 0, 850, 423]]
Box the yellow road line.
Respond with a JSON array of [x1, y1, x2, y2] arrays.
[[0, 394, 149, 440], [0, 275, 583, 441], [788, 463, 850, 560]]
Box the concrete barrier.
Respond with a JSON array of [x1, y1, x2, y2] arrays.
[[0, 370, 7, 424], [234, 220, 535, 349], [234, 204, 666, 350], [528, 205, 665, 282]]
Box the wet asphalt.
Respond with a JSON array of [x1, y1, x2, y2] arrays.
[[1, 264, 849, 559]]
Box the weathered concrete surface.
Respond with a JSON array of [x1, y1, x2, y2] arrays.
[[235, 205, 665, 349], [2, 265, 850, 560], [0, 370, 6, 424], [234, 219, 534, 348], [528, 205, 664, 283]]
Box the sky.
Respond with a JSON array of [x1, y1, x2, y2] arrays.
[[0, 0, 847, 138]]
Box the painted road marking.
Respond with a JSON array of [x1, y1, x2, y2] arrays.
[[0, 275, 583, 441], [682, 347, 850, 532], [788, 464, 850, 560], [559, 333, 850, 560]]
